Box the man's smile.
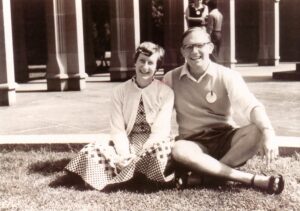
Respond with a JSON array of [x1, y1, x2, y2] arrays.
[[190, 56, 202, 60]]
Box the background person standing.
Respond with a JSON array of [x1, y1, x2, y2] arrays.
[[206, 0, 223, 62], [185, 0, 209, 28]]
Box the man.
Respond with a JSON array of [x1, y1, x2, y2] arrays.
[[163, 27, 284, 194], [206, 0, 223, 61]]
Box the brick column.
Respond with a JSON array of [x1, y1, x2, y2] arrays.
[[46, 0, 87, 91], [163, 0, 187, 72], [218, 0, 237, 68], [0, 0, 16, 106], [109, 0, 140, 81], [258, 0, 280, 66]]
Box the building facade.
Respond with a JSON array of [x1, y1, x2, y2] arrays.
[[0, 0, 299, 106]]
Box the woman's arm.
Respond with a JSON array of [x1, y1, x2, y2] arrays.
[[186, 16, 206, 22], [110, 87, 131, 156], [143, 88, 174, 149]]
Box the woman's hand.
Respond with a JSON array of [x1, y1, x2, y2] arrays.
[[115, 153, 136, 170], [142, 140, 159, 151]]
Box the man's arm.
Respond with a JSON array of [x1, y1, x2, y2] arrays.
[[224, 70, 277, 166], [206, 15, 214, 34], [250, 106, 274, 132], [250, 106, 278, 166], [162, 71, 173, 88]]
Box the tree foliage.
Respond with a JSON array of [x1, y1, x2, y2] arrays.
[[152, 0, 164, 27]]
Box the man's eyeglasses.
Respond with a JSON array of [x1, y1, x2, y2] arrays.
[[182, 42, 211, 52]]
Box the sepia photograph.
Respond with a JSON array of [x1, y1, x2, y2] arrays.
[[0, 0, 299, 210]]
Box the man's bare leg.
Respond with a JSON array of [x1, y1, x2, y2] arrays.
[[220, 124, 261, 167], [172, 140, 254, 185], [172, 125, 274, 190]]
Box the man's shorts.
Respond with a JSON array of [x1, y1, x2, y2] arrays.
[[175, 124, 238, 160]]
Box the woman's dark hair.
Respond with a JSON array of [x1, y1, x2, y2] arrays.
[[134, 42, 165, 68]]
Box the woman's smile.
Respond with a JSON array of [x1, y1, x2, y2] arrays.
[[139, 68, 151, 75]]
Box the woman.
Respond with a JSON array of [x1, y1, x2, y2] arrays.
[[65, 42, 175, 190], [185, 0, 209, 28]]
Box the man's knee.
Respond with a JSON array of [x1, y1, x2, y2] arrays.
[[230, 124, 262, 155], [236, 124, 262, 144], [172, 140, 206, 163], [172, 140, 189, 162]]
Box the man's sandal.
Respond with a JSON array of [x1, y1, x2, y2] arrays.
[[267, 175, 284, 194], [251, 174, 284, 194], [174, 171, 190, 189], [175, 171, 207, 189]]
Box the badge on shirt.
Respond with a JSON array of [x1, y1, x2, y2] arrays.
[[196, 10, 200, 15], [206, 91, 217, 103]]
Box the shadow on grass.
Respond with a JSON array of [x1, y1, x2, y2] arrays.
[[48, 171, 250, 194], [49, 172, 90, 191], [26, 155, 267, 194], [49, 171, 176, 193], [27, 157, 92, 190], [28, 158, 71, 176], [0, 144, 84, 152], [25, 155, 175, 193], [27, 158, 93, 191], [103, 175, 176, 194]]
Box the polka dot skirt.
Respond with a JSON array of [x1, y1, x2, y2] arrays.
[[65, 97, 174, 190]]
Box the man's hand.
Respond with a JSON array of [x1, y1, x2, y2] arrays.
[[260, 128, 278, 168]]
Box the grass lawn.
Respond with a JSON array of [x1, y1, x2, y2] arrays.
[[1, 145, 300, 210]]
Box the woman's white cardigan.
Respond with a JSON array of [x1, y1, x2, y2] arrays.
[[109, 78, 174, 155]]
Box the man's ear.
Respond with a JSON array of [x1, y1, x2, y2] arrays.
[[208, 42, 214, 53], [180, 47, 186, 58]]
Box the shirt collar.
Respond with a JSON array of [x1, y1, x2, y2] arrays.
[[131, 76, 142, 90], [131, 76, 156, 90], [179, 62, 216, 83]]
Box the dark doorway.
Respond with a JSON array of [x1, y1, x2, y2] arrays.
[[280, 0, 300, 61], [24, 0, 47, 66], [139, 0, 164, 47], [84, 0, 111, 75], [235, 0, 259, 63]]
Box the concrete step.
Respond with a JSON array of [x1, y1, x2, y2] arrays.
[[0, 134, 299, 156], [272, 62, 300, 81]]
